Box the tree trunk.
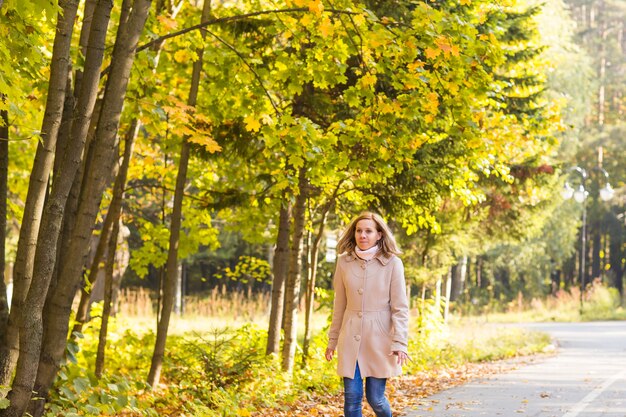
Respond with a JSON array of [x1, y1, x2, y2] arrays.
[[47, 95, 100, 317], [74, 0, 98, 97], [73, 120, 138, 336], [302, 214, 327, 365], [48, 70, 87, 305], [281, 167, 307, 373], [27, 2, 152, 414], [0, 103, 9, 353], [266, 202, 291, 355], [476, 256, 483, 288], [597, 0, 607, 127], [95, 218, 120, 378], [147, 0, 210, 388], [302, 198, 333, 365], [443, 267, 452, 323], [0, 0, 79, 387], [450, 255, 468, 301], [434, 276, 442, 316]]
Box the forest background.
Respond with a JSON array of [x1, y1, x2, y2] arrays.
[[0, 0, 625, 416]]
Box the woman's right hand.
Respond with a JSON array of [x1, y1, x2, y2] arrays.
[[325, 348, 335, 361]]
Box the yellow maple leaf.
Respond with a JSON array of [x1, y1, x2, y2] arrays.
[[319, 17, 333, 37], [300, 13, 313, 26], [378, 101, 394, 114], [436, 36, 455, 57], [407, 60, 425, 72], [180, 126, 195, 137], [447, 81, 459, 95], [308, 0, 324, 15], [424, 47, 440, 59], [437, 42, 452, 55], [425, 92, 439, 114], [188, 134, 222, 154], [361, 73, 377, 87], [244, 115, 261, 132], [403, 79, 420, 90], [460, 0, 471, 5], [352, 13, 366, 27], [173, 50, 188, 63], [157, 15, 178, 30]]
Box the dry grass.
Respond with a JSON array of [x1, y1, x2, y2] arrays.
[[116, 287, 328, 337]]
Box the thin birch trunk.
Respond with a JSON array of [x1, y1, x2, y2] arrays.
[[597, 0, 606, 127], [0, 103, 8, 349], [444, 268, 452, 323], [31, 2, 152, 413], [302, 202, 332, 365], [72, 119, 138, 336], [95, 218, 120, 378], [266, 202, 291, 355], [49, 0, 101, 299], [147, 0, 211, 388], [281, 167, 307, 373], [434, 276, 442, 316], [75, 0, 98, 96], [0, 0, 79, 387]]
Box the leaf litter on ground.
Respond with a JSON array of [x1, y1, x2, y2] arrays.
[[251, 357, 543, 416]]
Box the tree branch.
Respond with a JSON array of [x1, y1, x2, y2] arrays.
[[203, 27, 281, 115], [136, 7, 360, 54]]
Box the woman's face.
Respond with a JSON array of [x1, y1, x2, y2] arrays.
[[354, 219, 382, 250]]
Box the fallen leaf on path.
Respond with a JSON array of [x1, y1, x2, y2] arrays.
[[252, 361, 520, 416]]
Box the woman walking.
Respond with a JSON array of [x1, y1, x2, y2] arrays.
[[325, 212, 410, 417]]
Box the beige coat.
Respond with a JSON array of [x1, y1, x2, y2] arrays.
[[327, 252, 409, 379]]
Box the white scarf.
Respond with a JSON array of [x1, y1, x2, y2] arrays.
[[355, 245, 379, 260]]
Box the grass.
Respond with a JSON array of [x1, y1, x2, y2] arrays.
[[449, 322, 553, 361], [458, 281, 626, 323]]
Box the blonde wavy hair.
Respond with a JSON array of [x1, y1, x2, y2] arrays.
[[336, 212, 401, 258]]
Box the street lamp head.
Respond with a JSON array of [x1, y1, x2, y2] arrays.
[[599, 183, 614, 201], [573, 185, 588, 203], [561, 182, 575, 200]]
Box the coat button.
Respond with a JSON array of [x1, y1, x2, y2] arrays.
[[358, 312, 363, 318], [358, 288, 364, 294], [354, 335, 361, 341], [361, 264, 366, 269]]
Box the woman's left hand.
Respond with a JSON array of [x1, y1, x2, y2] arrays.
[[390, 350, 411, 366]]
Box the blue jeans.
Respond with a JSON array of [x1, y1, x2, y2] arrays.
[[343, 362, 392, 417]]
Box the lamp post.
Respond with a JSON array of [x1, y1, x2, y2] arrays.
[[562, 165, 614, 314]]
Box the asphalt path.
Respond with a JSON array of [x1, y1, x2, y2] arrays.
[[404, 321, 626, 417]]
